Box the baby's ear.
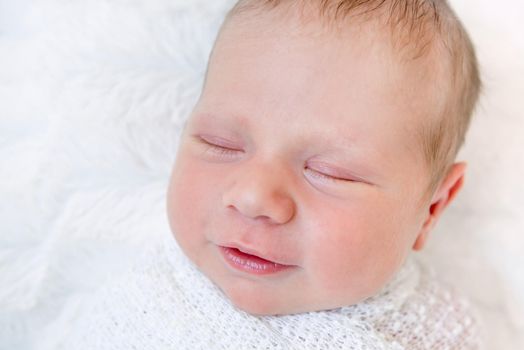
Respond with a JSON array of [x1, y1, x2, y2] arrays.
[[412, 162, 467, 251]]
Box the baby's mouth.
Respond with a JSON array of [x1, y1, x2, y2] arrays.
[[218, 245, 295, 275]]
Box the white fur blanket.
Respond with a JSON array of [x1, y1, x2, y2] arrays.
[[0, 1, 523, 349]]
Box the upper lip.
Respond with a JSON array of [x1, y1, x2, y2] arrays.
[[220, 242, 295, 266]]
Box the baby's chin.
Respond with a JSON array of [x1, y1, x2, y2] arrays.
[[218, 277, 374, 316], [226, 291, 311, 316], [211, 275, 295, 315], [227, 292, 371, 316]]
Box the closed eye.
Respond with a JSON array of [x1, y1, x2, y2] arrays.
[[195, 136, 243, 157], [304, 166, 356, 183]]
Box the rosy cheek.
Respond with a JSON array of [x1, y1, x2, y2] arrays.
[[168, 156, 211, 243], [306, 222, 357, 273], [305, 205, 392, 289]]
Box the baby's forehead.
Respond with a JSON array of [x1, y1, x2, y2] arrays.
[[216, 7, 448, 111], [220, 0, 451, 100], [226, 0, 447, 60]]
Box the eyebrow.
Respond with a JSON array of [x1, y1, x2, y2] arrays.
[[197, 111, 363, 151], [192, 111, 360, 154], [191, 112, 354, 144], [192, 112, 249, 130]]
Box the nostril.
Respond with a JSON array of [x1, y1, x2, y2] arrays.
[[254, 214, 272, 223]]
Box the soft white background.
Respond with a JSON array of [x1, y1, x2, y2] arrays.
[[0, 0, 522, 349]]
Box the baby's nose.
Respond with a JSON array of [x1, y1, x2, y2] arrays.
[[221, 162, 296, 225]]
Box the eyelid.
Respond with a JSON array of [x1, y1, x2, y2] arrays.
[[197, 134, 242, 150], [194, 135, 243, 158], [307, 160, 374, 184], [307, 160, 358, 179], [304, 166, 355, 183]]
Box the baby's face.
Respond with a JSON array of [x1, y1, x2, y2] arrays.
[[167, 13, 438, 315]]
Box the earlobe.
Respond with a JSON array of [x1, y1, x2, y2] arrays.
[[412, 231, 428, 251], [412, 162, 467, 251]]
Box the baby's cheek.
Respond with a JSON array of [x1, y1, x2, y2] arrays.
[[168, 156, 211, 252], [308, 219, 403, 300], [307, 227, 364, 289]]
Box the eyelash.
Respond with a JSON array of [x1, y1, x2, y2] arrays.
[[197, 137, 353, 183], [303, 166, 350, 183], [199, 137, 243, 158]]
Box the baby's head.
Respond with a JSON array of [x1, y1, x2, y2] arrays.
[[167, 0, 481, 315]]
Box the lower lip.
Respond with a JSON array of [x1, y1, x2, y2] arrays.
[[218, 246, 294, 275]]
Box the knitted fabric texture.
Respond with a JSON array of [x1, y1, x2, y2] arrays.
[[59, 232, 480, 349]]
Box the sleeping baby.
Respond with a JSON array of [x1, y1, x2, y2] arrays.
[[60, 0, 482, 348]]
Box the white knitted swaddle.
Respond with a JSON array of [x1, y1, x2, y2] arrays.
[[58, 232, 480, 349]]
